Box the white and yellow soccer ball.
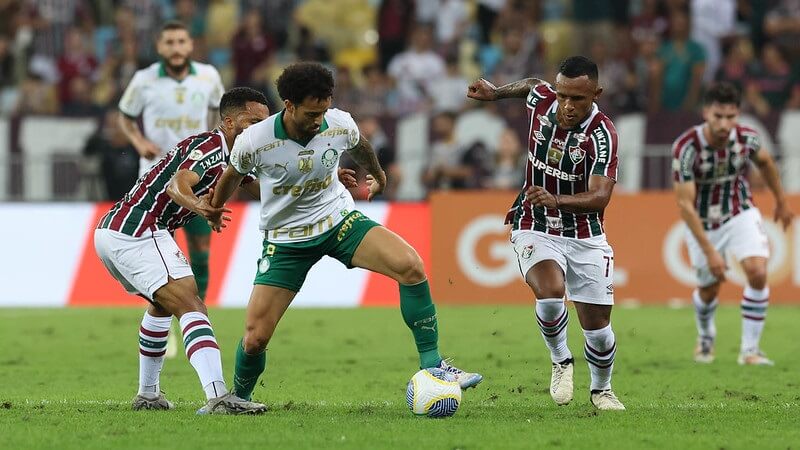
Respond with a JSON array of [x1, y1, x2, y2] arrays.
[[406, 367, 462, 417]]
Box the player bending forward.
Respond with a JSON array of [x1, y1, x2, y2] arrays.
[[95, 87, 271, 414], [672, 82, 793, 365], [211, 62, 483, 402], [468, 56, 624, 410]]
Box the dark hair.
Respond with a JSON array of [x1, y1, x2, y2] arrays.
[[219, 87, 269, 118], [158, 20, 189, 38], [276, 62, 334, 104], [558, 56, 598, 81], [703, 82, 741, 106]]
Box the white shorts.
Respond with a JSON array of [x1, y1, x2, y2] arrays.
[[94, 228, 194, 301], [511, 230, 615, 305], [685, 208, 770, 287]]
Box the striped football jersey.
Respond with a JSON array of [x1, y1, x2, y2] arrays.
[[505, 82, 619, 239]]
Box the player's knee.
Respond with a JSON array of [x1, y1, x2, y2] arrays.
[[527, 277, 565, 299], [243, 328, 271, 354], [698, 283, 720, 302], [746, 269, 768, 290], [396, 250, 426, 285]]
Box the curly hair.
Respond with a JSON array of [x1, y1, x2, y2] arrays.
[[276, 62, 334, 104]]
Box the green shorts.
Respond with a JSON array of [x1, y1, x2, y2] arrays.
[[183, 215, 212, 236], [254, 210, 381, 292]]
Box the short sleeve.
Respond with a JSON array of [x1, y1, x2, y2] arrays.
[[118, 71, 145, 118], [672, 134, 697, 182], [740, 128, 763, 159], [590, 121, 619, 180], [229, 130, 256, 174], [208, 68, 223, 109], [340, 111, 361, 150]]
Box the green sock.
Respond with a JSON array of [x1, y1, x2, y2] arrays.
[[399, 280, 442, 368], [190, 250, 209, 301], [233, 339, 266, 401]]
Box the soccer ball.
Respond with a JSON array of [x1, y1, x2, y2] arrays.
[[406, 368, 462, 417]]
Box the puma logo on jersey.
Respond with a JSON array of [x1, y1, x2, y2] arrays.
[[274, 162, 288, 172]]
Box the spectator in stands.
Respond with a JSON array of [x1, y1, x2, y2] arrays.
[[589, 40, 629, 112], [121, 0, 163, 61], [377, 0, 415, 70], [428, 55, 470, 113], [294, 25, 330, 63], [0, 33, 16, 116], [341, 115, 399, 200], [14, 72, 58, 115], [490, 128, 524, 190], [483, 26, 542, 87], [56, 27, 97, 105], [358, 64, 394, 117], [745, 41, 800, 118], [387, 24, 446, 115], [333, 67, 361, 116], [715, 37, 755, 93], [424, 111, 473, 190], [630, 0, 669, 44], [82, 109, 139, 200], [690, 0, 736, 83], [61, 75, 102, 118], [232, 9, 274, 86], [764, 0, 800, 61], [573, 0, 617, 55], [651, 9, 706, 112], [476, 0, 506, 45], [435, 0, 470, 53]]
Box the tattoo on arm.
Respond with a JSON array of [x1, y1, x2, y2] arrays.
[[495, 78, 544, 99], [347, 136, 384, 181]]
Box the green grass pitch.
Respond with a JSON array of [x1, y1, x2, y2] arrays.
[[2, 305, 799, 449]]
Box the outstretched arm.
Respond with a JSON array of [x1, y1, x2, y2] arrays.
[[347, 136, 386, 201], [467, 77, 545, 101]]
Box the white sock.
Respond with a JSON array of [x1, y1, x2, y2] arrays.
[[741, 286, 769, 353], [138, 312, 172, 396], [692, 289, 718, 340], [179, 311, 228, 400], [535, 298, 573, 363], [583, 325, 616, 391]]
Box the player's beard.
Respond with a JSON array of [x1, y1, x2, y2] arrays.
[[163, 56, 189, 74]]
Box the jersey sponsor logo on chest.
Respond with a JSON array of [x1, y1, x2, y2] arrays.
[[529, 153, 584, 182]]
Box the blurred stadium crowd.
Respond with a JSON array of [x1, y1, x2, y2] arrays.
[[0, 0, 799, 200]]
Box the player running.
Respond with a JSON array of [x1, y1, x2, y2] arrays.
[[671, 82, 793, 365], [467, 56, 624, 410], [118, 21, 222, 358], [210, 62, 483, 402]]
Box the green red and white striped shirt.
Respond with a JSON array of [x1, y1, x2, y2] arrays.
[[98, 129, 255, 237], [672, 124, 761, 230], [505, 83, 619, 239]]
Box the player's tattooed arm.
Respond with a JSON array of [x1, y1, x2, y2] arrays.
[[347, 136, 387, 200], [467, 78, 544, 101], [752, 148, 793, 229]]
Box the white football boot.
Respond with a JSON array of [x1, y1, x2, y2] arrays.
[[196, 393, 268, 415], [590, 389, 626, 410], [132, 392, 174, 410], [550, 358, 574, 405], [737, 349, 774, 366]]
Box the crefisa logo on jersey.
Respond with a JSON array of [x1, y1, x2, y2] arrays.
[[321, 149, 338, 169]]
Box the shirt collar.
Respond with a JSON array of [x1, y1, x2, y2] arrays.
[[158, 61, 197, 79], [274, 110, 330, 145]]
